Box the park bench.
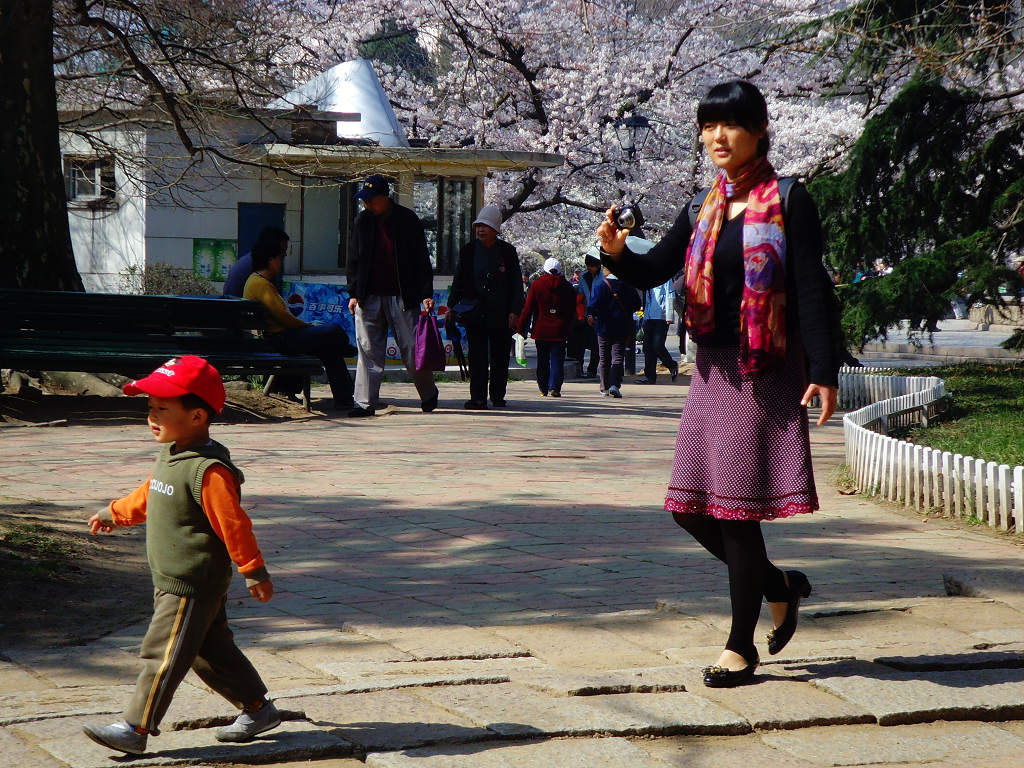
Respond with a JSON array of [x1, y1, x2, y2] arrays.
[[0, 289, 324, 410]]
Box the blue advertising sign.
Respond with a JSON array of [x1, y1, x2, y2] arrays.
[[282, 282, 466, 364]]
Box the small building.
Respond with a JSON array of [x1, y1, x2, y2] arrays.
[[61, 60, 562, 293]]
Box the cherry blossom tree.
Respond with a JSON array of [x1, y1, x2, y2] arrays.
[[6, 0, 865, 289], [323, 0, 866, 255]]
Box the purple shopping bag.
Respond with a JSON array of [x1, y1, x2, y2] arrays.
[[415, 313, 446, 372]]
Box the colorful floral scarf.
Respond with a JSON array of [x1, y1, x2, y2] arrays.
[[684, 157, 787, 378]]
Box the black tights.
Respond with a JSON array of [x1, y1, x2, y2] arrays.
[[672, 512, 788, 662]]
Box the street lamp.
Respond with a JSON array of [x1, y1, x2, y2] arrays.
[[615, 114, 651, 161]]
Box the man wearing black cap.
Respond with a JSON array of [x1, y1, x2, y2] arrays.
[[347, 175, 439, 416]]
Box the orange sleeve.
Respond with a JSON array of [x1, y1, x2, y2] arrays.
[[200, 465, 266, 577], [108, 478, 150, 526]]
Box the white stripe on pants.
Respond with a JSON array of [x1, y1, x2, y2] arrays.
[[353, 294, 436, 409]]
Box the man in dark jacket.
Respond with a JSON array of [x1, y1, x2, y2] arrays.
[[346, 175, 439, 417], [569, 252, 603, 377], [447, 204, 524, 409]]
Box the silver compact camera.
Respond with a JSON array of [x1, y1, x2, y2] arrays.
[[611, 202, 644, 231]]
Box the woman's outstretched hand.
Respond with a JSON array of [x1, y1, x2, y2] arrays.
[[596, 207, 630, 256], [801, 384, 838, 426]]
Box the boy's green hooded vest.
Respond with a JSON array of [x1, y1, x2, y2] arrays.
[[145, 441, 244, 596]]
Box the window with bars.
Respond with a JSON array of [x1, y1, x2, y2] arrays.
[[63, 156, 116, 202], [415, 177, 475, 274]]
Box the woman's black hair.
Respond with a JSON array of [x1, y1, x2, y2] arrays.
[[251, 227, 289, 270], [696, 80, 770, 156]]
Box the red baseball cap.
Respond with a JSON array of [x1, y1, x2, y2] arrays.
[[123, 355, 226, 414]]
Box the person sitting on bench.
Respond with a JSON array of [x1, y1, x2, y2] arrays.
[[242, 235, 354, 411]]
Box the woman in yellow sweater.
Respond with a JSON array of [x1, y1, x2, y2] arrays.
[[243, 239, 354, 410]]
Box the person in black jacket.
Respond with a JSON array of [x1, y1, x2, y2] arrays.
[[447, 204, 524, 409], [346, 175, 439, 417], [596, 80, 839, 689]]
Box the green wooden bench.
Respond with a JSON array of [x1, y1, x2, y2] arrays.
[[0, 289, 325, 410]]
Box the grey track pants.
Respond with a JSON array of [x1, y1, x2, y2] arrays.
[[124, 588, 266, 732], [353, 294, 437, 409]]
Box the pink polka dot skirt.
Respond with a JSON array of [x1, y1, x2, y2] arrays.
[[665, 346, 818, 521]]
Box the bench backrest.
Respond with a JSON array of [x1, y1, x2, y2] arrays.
[[0, 290, 267, 336]]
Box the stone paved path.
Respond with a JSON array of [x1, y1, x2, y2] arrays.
[[2, 377, 1024, 767]]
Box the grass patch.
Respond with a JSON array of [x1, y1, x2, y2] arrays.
[[0, 522, 77, 580], [890, 362, 1024, 467]]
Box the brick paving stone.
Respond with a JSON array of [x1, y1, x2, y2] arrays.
[[416, 683, 749, 737], [0, 726, 68, 768], [761, 721, 1024, 766], [0, 683, 133, 725], [2, 646, 141, 689], [807, 610, 979, 650], [5, 378, 1024, 766], [485, 622, 669, 670], [509, 665, 691, 696], [316, 657, 543, 692], [666, 664, 873, 731], [872, 649, 1024, 671], [364, 736, 672, 768], [264, 631, 416, 671], [276, 689, 492, 751], [642, 733, 823, 767], [0, 659, 52, 695], [11, 713, 122, 742], [585, 610, 725, 654], [973, 628, 1024, 645], [38, 720, 353, 768], [798, 658, 1024, 725], [339, 621, 528, 661], [906, 597, 1024, 632]]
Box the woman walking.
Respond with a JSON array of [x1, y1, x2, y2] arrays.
[[448, 204, 524, 409], [586, 266, 641, 398], [596, 80, 839, 687], [517, 258, 578, 397]]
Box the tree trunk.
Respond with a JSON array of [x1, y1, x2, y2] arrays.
[[0, 0, 83, 290]]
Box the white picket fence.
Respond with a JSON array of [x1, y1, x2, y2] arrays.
[[840, 366, 1024, 534]]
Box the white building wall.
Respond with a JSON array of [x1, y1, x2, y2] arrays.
[[143, 125, 302, 276], [62, 128, 147, 293], [301, 180, 342, 272]]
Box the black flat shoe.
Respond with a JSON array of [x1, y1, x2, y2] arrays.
[[767, 570, 812, 655], [702, 653, 759, 688]]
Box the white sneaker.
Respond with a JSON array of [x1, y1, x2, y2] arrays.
[[215, 701, 282, 743], [82, 721, 147, 754], [609, 385, 622, 398], [599, 387, 609, 396]]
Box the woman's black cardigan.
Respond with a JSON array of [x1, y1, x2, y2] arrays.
[[602, 184, 839, 387]]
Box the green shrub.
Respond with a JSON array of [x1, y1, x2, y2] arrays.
[[119, 263, 217, 296]]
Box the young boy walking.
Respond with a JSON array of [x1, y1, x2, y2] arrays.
[[83, 355, 281, 755]]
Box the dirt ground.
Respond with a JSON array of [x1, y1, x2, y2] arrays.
[[0, 379, 325, 650]]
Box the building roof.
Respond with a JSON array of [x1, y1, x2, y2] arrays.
[[261, 144, 563, 176], [269, 59, 408, 147]]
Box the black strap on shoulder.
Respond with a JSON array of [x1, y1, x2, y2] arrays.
[[688, 176, 798, 228]]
